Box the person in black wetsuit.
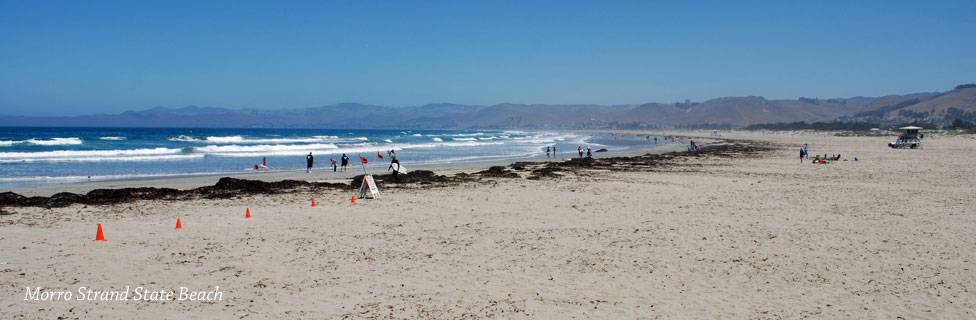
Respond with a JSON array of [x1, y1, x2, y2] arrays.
[[340, 154, 349, 171], [388, 156, 401, 180], [306, 152, 314, 173]]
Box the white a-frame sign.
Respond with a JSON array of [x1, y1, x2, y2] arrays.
[[357, 175, 380, 199]]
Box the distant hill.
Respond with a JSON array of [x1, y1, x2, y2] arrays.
[[845, 87, 976, 123], [850, 92, 940, 118], [893, 87, 976, 120], [2, 85, 974, 129]]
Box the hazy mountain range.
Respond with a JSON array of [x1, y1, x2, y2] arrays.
[[2, 85, 974, 129]]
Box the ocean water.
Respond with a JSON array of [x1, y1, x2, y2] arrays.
[[0, 127, 662, 188]]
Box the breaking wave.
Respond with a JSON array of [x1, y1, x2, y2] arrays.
[[167, 135, 360, 144], [0, 131, 585, 164], [0, 137, 84, 146]]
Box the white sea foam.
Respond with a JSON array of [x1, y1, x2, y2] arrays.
[[512, 132, 582, 144], [397, 140, 505, 150], [193, 143, 339, 154], [0, 170, 241, 184], [168, 135, 200, 142], [23, 137, 83, 146], [0, 147, 202, 163], [169, 135, 353, 144], [0, 140, 15, 146], [99, 136, 126, 141], [249, 140, 507, 158], [411, 149, 540, 165], [1, 131, 591, 164]]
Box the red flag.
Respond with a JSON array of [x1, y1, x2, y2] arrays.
[[376, 151, 384, 160], [360, 155, 368, 164]]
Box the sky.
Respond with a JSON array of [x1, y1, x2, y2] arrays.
[[1, 0, 974, 116]]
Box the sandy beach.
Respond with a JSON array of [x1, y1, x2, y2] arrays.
[[2, 130, 974, 318]]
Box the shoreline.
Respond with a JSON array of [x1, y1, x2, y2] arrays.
[[2, 137, 697, 198]]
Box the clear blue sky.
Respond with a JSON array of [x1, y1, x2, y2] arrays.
[[1, 0, 974, 116]]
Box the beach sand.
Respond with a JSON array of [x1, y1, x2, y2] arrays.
[[2, 131, 974, 318]]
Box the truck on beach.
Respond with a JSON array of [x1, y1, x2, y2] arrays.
[[889, 126, 923, 149]]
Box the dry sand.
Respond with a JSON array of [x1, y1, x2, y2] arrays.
[[2, 131, 974, 318]]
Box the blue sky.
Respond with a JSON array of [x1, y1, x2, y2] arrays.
[[1, 0, 974, 116]]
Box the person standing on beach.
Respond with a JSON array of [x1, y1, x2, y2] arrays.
[[578, 146, 583, 158], [262, 157, 266, 167], [388, 155, 401, 181], [546, 146, 550, 158], [586, 146, 592, 157], [654, 137, 658, 144], [331, 158, 337, 172], [799, 148, 805, 163], [552, 146, 556, 158], [341, 154, 349, 171], [306, 152, 314, 173]]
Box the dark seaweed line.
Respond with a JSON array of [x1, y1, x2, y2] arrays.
[[0, 139, 773, 210]]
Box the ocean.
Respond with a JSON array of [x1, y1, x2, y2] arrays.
[[0, 127, 663, 188]]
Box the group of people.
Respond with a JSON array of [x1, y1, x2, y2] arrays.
[[253, 157, 268, 170], [545, 146, 557, 158], [305, 152, 351, 173], [547, 145, 596, 158], [578, 146, 592, 158], [303, 151, 403, 180], [800, 144, 853, 163], [644, 136, 662, 144]]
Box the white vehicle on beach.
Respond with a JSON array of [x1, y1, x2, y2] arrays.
[[888, 126, 923, 149]]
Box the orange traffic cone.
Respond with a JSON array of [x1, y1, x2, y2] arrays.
[[94, 224, 106, 241], [175, 218, 182, 229], [246, 208, 252, 219], [351, 195, 356, 204], [311, 198, 316, 207]]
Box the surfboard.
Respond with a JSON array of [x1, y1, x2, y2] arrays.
[[391, 163, 407, 173]]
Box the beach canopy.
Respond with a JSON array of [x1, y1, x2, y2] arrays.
[[899, 126, 923, 130]]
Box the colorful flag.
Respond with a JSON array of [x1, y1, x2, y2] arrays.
[[376, 151, 384, 160], [360, 155, 368, 164]]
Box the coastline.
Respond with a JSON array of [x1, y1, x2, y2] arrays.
[[3, 135, 695, 197]]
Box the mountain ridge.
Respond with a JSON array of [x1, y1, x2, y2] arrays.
[[3, 86, 974, 129]]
